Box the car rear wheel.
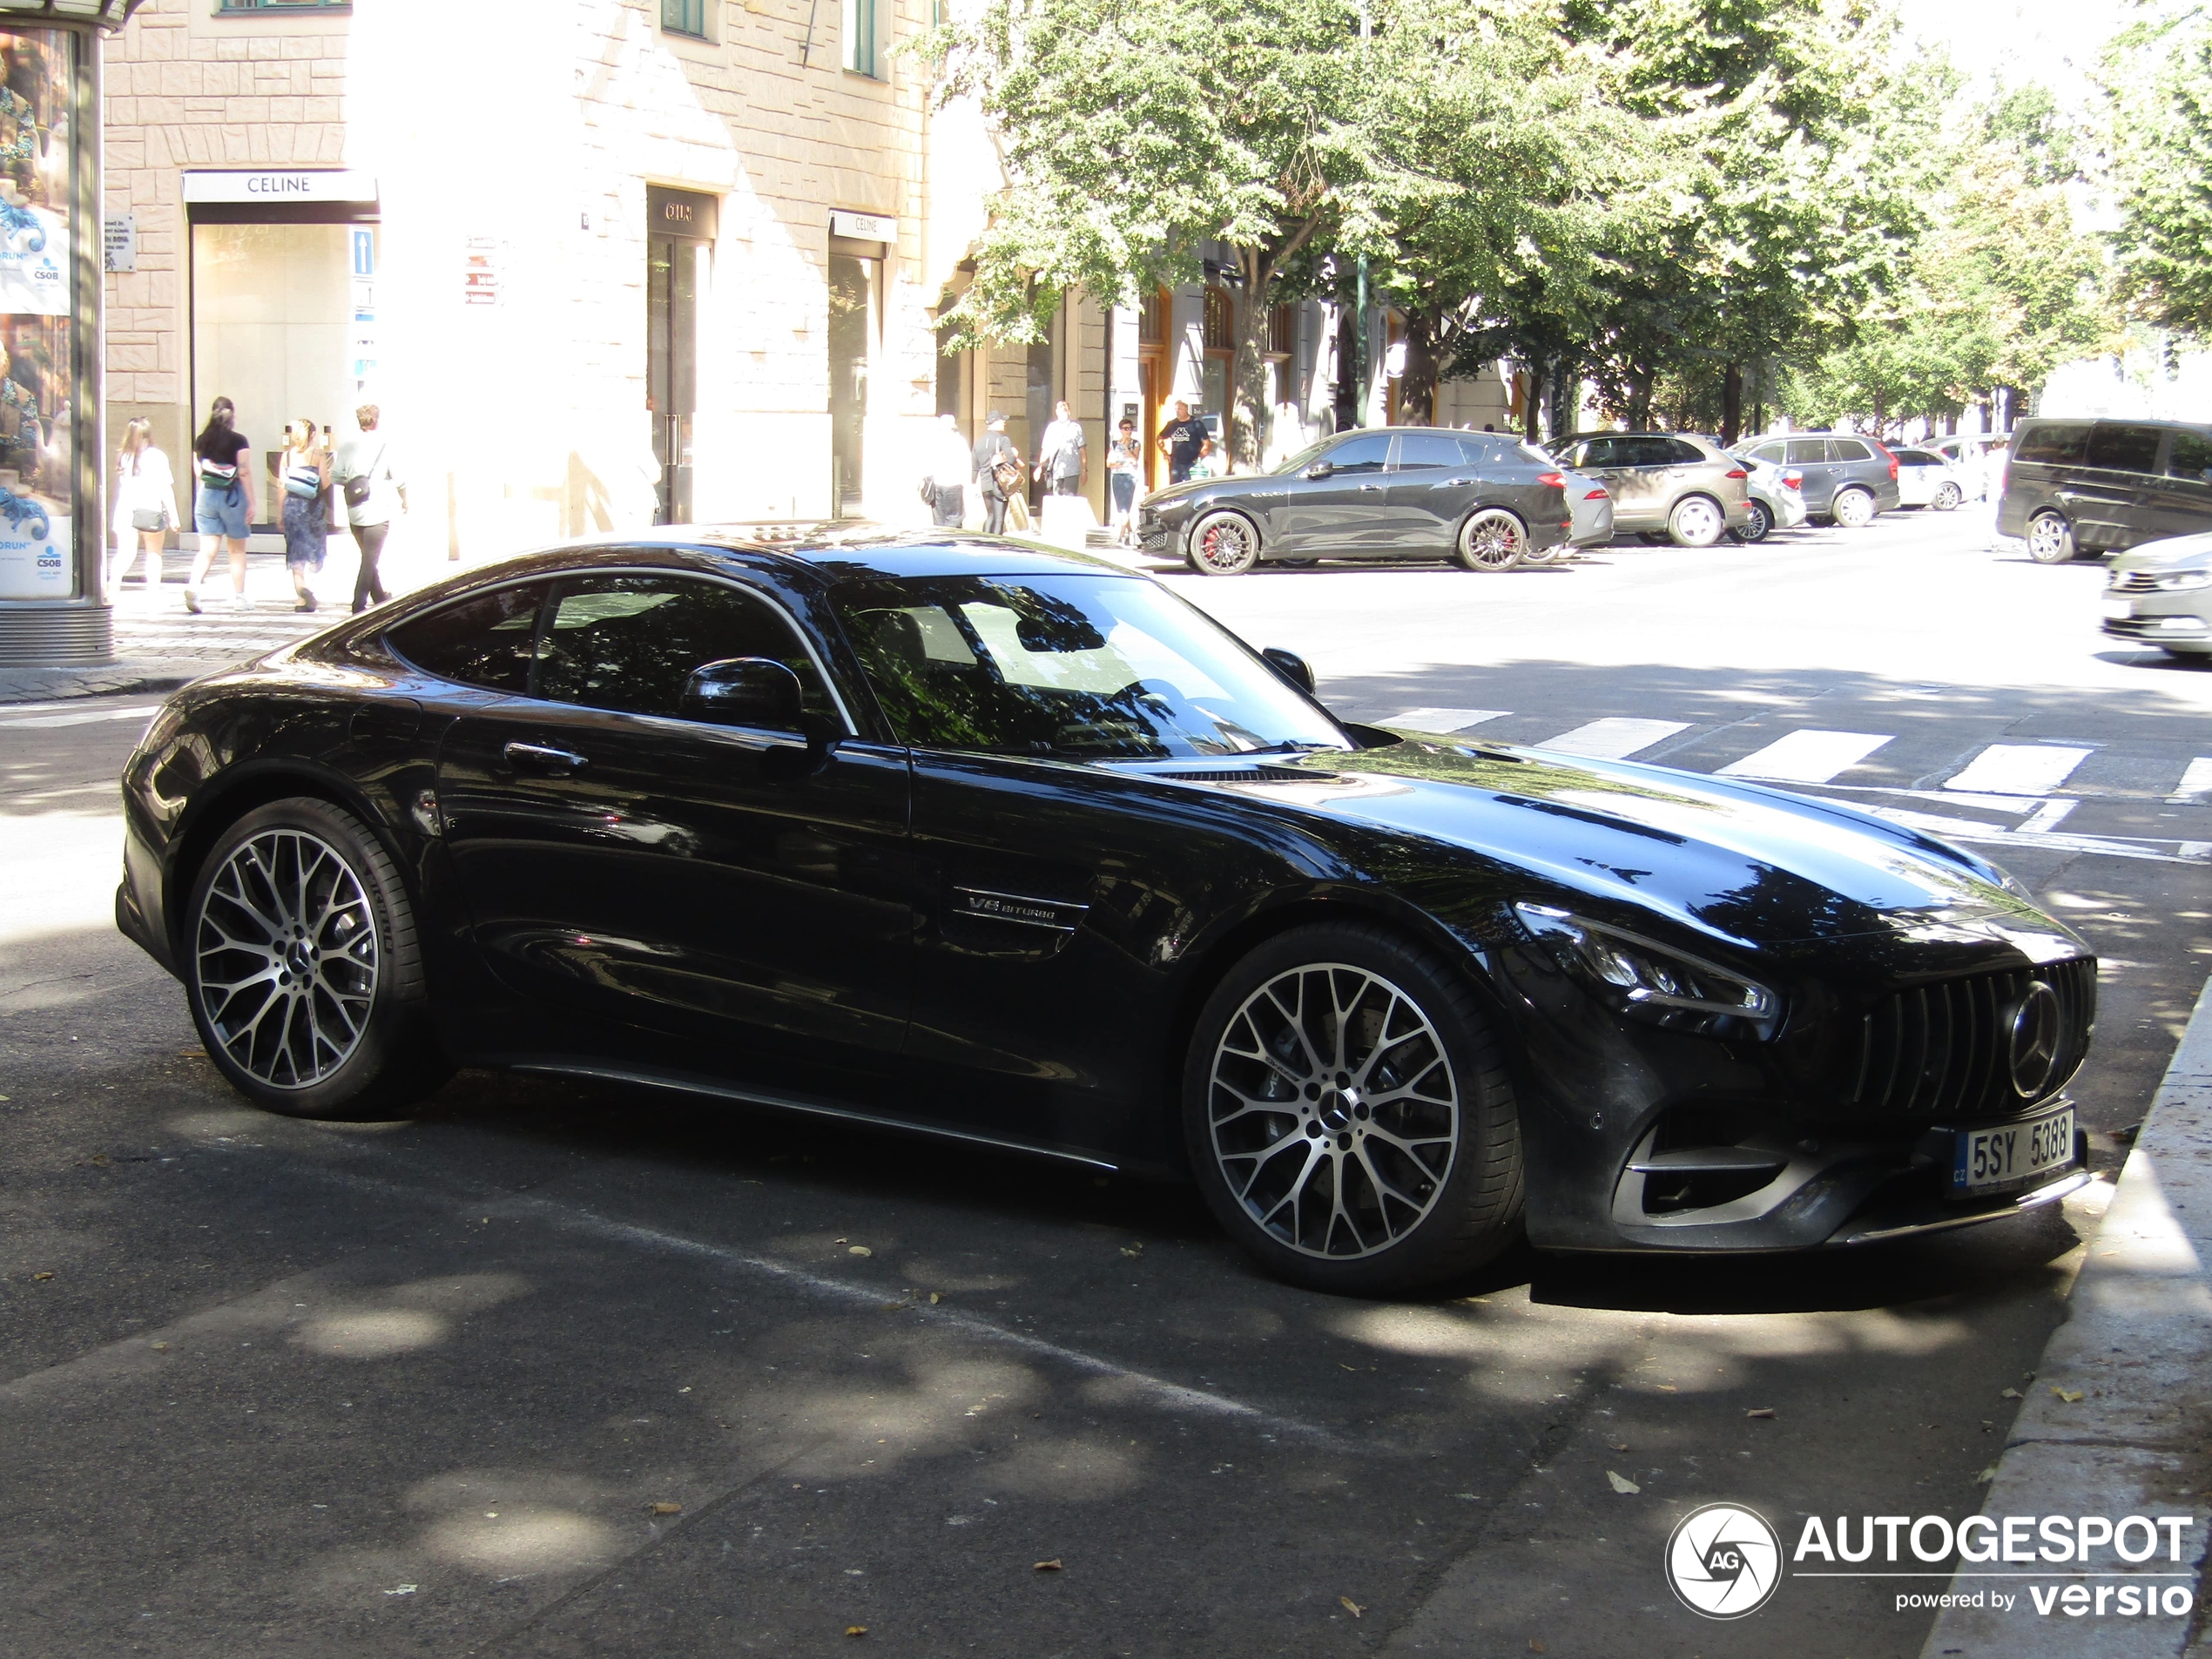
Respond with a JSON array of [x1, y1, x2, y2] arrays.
[[1183, 922, 1523, 1293], [1933, 482, 1962, 511], [1734, 499, 1774, 543], [185, 797, 450, 1120], [2026, 510, 2076, 563], [1831, 487, 1877, 529], [1453, 509, 1527, 571], [1669, 496, 1727, 547], [1186, 511, 1260, 577]]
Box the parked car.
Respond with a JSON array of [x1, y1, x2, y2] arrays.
[[1725, 449, 1810, 543], [1996, 416, 2212, 563], [1558, 465, 1615, 550], [2101, 529, 2212, 658], [1135, 425, 1570, 576], [1892, 447, 1965, 511], [1923, 432, 2009, 502], [117, 531, 2095, 1291], [1738, 433, 1901, 526], [1545, 431, 1754, 547]]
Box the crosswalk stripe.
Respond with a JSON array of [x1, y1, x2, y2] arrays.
[[2173, 758, 2212, 803], [1717, 730, 1892, 784], [1534, 718, 1691, 759], [1944, 745, 2092, 796], [1386, 707, 1508, 732]]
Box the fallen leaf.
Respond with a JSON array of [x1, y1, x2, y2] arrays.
[[849, 1245, 873, 1258], [1119, 1246, 1143, 1258], [650, 1501, 682, 1515], [150, 1341, 169, 1352], [1606, 1440, 1629, 1453], [1654, 1384, 1677, 1393], [384, 1584, 417, 1596], [678, 1386, 691, 1393], [1606, 1471, 1641, 1495], [1746, 1407, 1776, 1420], [2000, 1387, 2023, 1399], [846, 1626, 867, 1637], [1976, 1464, 2000, 1484], [879, 1300, 911, 1311], [1034, 1559, 1062, 1572], [31, 1271, 53, 1281], [1340, 1596, 1365, 1618], [1531, 1643, 1546, 1654], [2052, 1387, 2084, 1404], [927, 1291, 944, 1305]]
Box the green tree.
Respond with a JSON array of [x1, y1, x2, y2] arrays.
[[2105, 10, 2212, 336]]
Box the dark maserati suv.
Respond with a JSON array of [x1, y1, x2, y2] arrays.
[[1135, 426, 1571, 575]]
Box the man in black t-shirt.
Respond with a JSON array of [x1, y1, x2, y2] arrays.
[[1159, 400, 1209, 484]]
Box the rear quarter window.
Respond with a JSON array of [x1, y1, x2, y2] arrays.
[[2168, 430, 2212, 482], [387, 583, 547, 692], [1829, 439, 1872, 462], [2012, 422, 2090, 465]]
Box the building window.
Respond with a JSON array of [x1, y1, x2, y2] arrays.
[[1269, 302, 1296, 357], [1203, 286, 1234, 353], [843, 0, 883, 78], [661, 0, 710, 37], [1136, 287, 1167, 347], [214, 1, 353, 12]]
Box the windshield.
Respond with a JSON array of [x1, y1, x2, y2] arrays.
[[832, 572, 1352, 760]]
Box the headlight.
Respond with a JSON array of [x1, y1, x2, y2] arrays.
[[1513, 902, 1783, 1040], [2154, 570, 2212, 591]]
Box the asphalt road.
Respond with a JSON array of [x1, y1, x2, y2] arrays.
[[3, 505, 2207, 1658]]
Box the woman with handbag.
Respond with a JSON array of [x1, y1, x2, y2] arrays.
[[331, 403, 402, 613], [970, 409, 1022, 536], [278, 417, 330, 612], [185, 395, 255, 613], [108, 416, 179, 604]]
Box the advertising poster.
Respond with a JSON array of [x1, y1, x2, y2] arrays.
[[0, 28, 74, 601]]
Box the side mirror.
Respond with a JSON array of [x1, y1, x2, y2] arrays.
[[1301, 462, 1334, 481], [1261, 647, 1315, 694], [680, 657, 806, 732]]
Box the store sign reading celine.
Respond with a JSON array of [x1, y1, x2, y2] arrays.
[[181, 171, 379, 206]]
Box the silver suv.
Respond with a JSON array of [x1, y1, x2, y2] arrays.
[[1739, 434, 1901, 526], [1546, 432, 1752, 546]]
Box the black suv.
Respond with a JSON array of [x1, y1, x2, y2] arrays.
[[1997, 416, 2212, 563]]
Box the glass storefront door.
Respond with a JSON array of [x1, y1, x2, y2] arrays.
[[647, 233, 705, 525], [828, 252, 875, 517]]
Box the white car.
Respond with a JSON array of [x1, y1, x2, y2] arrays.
[[2101, 529, 2212, 658], [1920, 433, 2008, 502], [1891, 447, 1966, 510], [1726, 450, 1809, 543]]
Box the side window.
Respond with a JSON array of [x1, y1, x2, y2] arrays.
[[2085, 423, 2164, 475], [1325, 434, 1393, 475], [1392, 433, 1468, 470], [387, 583, 548, 693], [2168, 431, 2212, 482], [2012, 422, 2090, 465], [1664, 438, 1709, 465], [1749, 442, 1787, 464], [535, 574, 833, 721], [1566, 438, 1611, 469], [1893, 450, 1938, 466], [1784, 439, 1830, 466], [1829, 439, 1871, 462], [1621, 436, 1678, 467]]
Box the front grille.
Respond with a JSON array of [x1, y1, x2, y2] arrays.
[[1851, 958, 2095, 1119], [2110, 572, 2157, 593]]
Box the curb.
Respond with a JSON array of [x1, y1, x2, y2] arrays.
[[1922, 975, 2212, 1657], [0, 662, 200, 705]]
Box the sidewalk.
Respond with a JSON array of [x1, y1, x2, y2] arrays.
[[1922, 976, 2212, 1657]]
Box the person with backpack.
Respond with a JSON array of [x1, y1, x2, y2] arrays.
[[971, 410, 1021, 536], [185, 395, 254, 613], [330, 403, 405, 613]]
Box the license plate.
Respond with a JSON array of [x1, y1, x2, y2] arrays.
[[1951, 1105, 2076, 1196], [2102, 598, 2134, 620]]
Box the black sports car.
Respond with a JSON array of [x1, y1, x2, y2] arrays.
[[1136, 425, 1573, 575], [117, 530, 2094, 1292]]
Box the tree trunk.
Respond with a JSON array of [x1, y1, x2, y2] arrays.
[[1721, 362, 1743, 446], [1332, 303, 1359, 432], [1229, 263, 1273, 474], [1399, 310, 1440, 427], [1549, 359, 1572, 442], [1522, 357, 1544, 442], [1627, 364, 1654, 432]]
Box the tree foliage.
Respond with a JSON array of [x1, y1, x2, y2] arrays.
[[2105, 10, 2212, 337]]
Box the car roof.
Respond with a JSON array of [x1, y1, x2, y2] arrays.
[[541, 524, 1133, 583]]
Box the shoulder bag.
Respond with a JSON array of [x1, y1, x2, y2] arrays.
[[343, 443, 386, 510]]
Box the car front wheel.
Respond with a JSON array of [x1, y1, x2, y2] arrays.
[[1831, 487, 1877, 528], [1933, 482, 1962, 511], [186, 797, 450, 1120], [1454, 508, 1527, 571], [2026, 510, 2076, 563], [1186, 511, 1260, 577], [1183, 922, 1523, 1293]]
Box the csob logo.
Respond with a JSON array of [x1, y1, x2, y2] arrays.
[[1667, 1503, 1784, 1619]]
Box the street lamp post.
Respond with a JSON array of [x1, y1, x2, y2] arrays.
[[0, 0, 146, 667]]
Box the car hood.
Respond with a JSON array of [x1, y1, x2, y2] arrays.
[[1190, 733, 2087, 955], [2111, 530, 2212, 573], [1143, 477, 1251, 513]]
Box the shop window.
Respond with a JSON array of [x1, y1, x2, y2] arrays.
[[843, 0, 885, 78], [214, 1, 353, 12], [1203, 287, 1234, 353], [661, 0, 711, 38]]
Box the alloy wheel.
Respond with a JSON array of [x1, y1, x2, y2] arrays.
[[1933, 482, 1961, 511], [1670, 496, 1725, 547], [1738, 501, 1771, 543], [1832, 488, 1876, 528], [1205, 963, 1460, 1259], [194, 828, 379, 1089], [2027, 512, 2074, 563], [1189, 513, 1258, 576], [1458, 509, 1526, 570]]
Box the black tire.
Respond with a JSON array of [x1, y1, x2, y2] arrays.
[[2026, 510, 2075, 563], [185, 796, 451, 1120], [1186, 510, 1260, 577], [1270, 556, 1320, 569], [1182, 921, 1523, 1294], [1453, 508, 1527, 571], [1736, 499, 1773, 543], [1636, 531, 1673, 546]]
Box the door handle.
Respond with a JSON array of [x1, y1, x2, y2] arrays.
[[1434, 478, 1472, 488], [503, 740, 589, 775], [1356, 482, 1386, 491]]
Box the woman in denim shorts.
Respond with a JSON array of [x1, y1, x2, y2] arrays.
[[185, 395, 255, 613]]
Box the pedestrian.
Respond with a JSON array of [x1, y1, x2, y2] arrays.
[[331, 403, 405, 613], [925, 412, 970, 528], [278, 416, 330, 612], [1158, 399, 1208, 485], [185, 395, 254, 613], [107, 416, 179, 604], [1107, 415, 1143, 543], [1035, 399, 1086, 497], [971, 409, 1020, 536]]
